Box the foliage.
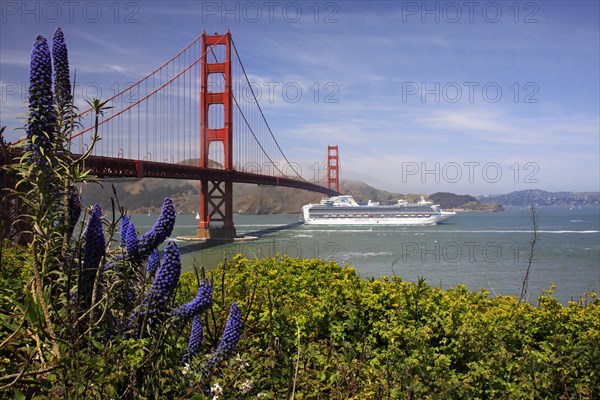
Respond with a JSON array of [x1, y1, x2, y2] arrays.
[[202, 255, 600, 399]]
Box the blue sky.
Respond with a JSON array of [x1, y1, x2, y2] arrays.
[[1, 1, 599, 195]]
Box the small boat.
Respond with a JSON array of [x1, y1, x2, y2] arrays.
[[195, 213, 200, 220]]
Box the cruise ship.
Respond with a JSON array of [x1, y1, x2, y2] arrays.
[[302, 195, 455, 225]]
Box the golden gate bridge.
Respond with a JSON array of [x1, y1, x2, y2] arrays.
[[69, 31, 340, 240]]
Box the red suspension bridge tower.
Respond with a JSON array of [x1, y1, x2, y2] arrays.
[[197, 31, 236, 240], [327, 145, 340, 193]]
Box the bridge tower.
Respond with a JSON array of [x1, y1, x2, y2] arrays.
[[197, 31, 236, 240], [327, 145, 340, 193]]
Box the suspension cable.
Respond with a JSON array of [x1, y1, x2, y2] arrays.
[[230, 37, 305, 181]]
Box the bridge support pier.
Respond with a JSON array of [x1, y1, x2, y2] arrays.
[[197, 178, 237, 240], [197, 31, 238, 240]]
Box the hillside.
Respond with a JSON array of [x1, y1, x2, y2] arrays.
[[429, 192, 477, 208], [81, 178, 502, 214], [81, 179, 406, 215], [479, 190, 600, 207]]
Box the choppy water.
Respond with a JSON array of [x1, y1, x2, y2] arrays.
[[128, 206, 599, 304]]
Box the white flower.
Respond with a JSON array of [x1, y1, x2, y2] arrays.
[[235, 354, 249, 371], [211, 382, 223, 395], [256, 393, 267, 398], [181, 363, 191, 376], [239, 379, 253, 394]]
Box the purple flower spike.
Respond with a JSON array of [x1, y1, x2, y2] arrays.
[[124, 219, 139, 258], [177, 277, 212, 319], [67, 187, 81, 239], [183, 314, 203, 363], [27, 35, 55, 160], [83, 204, 104, 270], [52, 27, 72, 110], [129, 241, 181, 337], [120, 215, 131, 245], [203, 302, 242, 373], [145, 240, 181, 314], [217, 302, 242, 358], [80, 204, 105, 309], [147, 248, 160, 277], [138, 198, 176, 257]]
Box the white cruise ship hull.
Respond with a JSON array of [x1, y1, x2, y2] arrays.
[[301, 196, 455, 226], [303, 215, 450, 225], [302, 210, 452, 225]]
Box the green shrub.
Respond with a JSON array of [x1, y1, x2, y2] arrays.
[[200, 256, 599, 399]]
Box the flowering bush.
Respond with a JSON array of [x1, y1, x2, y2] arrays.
[[0, 29, 243, 399]]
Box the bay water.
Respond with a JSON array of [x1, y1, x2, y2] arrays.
[[129, 206, 599, 304]]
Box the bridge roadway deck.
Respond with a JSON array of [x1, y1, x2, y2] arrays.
[[84, 155, 338, 197]]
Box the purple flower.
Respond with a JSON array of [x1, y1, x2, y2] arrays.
[[79, 204, 105, 309], [124, 219, 139, 258], [176, 278, 212, 319], [26, 35, 55, 160], [183, 314, 203, 363], [147, 248, 160, 277], [120, 215, 131, 245], [148, 241, 181, 310], [138, 198, 176, 257], [203, 302, 243, 373], [52, 27, 72, 110], [142, 241, 181, 314], [216, 302, 242, 358], [66, 187, 81, 239], [83, 204, 104, 268], [129, 241, 181, 337]]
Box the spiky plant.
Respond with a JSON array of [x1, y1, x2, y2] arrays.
[[138, 198, 176, 257], [176, 277, 212, 319], [79, 204, 105, 309], [26, 35, 55, 163], [203, 302, 243, 374], [52, 27, 72, 111]]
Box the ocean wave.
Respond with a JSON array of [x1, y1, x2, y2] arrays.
[[541, 230, 600, 234], [338, 251, 394, 258], [446, 230, 599, 234], [301, 229, 379, 233]]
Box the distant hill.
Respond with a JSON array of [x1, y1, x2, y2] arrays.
[[429, 192, 477, 208], [81, 178, 198, 214], [81, 179, 409, 215], [428, 192, 503, 211], [479, 190, 600, 207], [82, 177, 502, 214]]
